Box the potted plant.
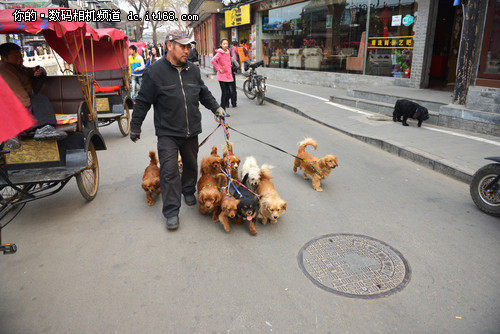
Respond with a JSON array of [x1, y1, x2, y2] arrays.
[[392, 49, 412, 78]]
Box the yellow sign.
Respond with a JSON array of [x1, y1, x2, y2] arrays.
[[368, 36, 414, 49], [225, 4, 250, 28]]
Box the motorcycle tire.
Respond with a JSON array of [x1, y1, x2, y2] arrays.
[[470, 163, 500, 217], [243, 80, 256, 100]]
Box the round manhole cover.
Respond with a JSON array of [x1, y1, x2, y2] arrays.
[[298, 234, 411, 299]]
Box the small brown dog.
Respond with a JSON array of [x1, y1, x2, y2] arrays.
[[142, 150, 161, 206], [177, 152, 183, 177], [197, 156, 223, 221], [257, 165, 287, 224], [221, 142, 241, 181], [203, 146, 222, 177], [293, 138, 338, 192], [217, 190, 240, 232]]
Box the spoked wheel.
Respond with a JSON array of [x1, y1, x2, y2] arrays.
[[118, 104, 131, 136], [0, 184, 33, 211], [243, 80, 256, 100], [470, 163, 500, 217], [76, 142, 99, 201], [256, 80, 266, 105]]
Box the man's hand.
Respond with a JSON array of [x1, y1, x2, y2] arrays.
[[214, 107, 226, 118], [130, 131, 141, 142]]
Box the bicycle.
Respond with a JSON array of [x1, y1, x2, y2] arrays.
[[243, 61, 267, 105]]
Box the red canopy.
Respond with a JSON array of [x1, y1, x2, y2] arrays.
[[130, 42, 147, 56], [0, 76, 35, 142], [0, 7, 97, 65], [74, 28, 129, 72]]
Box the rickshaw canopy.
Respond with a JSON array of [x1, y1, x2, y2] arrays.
[[74, 28, 128, 72], [0, 7, 98, 66]]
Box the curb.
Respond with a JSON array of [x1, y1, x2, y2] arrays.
[[202, 70, 473, 184]]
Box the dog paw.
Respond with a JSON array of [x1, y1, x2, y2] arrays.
[[314, 188, 323, 192], [147, 200, 154, 206]]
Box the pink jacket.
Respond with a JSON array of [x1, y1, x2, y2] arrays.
[[211, 48, 233, 82]]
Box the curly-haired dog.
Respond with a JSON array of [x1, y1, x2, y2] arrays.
[[177, 152, 183, 177], [393, 99, 429, 127], [233, 174, 259, 235], [240, 156, 260, 190], [200, 147, 222, 178], [142, 150, 161, 206], [293, 138, 338, 192], [197, 157, 223, 221], [217, 190, 240, 232], [221, 142, 241, 181], [256, 165, 287, 224]]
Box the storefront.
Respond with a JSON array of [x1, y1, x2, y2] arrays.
[[223, 4, 252, 57], [257, 0, 417, 77]]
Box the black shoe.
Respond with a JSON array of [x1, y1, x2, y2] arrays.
[[232, 104, 237, 108], [166, 216, 179, 230], [184, 194, 197, 206], [34, 125, 67, 141]]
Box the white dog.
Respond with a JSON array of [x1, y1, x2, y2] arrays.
[[240, 156, 260, 190]]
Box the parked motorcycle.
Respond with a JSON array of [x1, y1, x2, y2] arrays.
[[470, 157, 500, 217]]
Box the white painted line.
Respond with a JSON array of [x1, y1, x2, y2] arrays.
[[425, 126, 500, 147], [325, 101, 374, 116], [267, 83, 500, 147], [266, 84, 330, 102]]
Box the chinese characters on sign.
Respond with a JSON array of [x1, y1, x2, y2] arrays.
[[225, 4, 250, 28], [368, 36, 414, 49]]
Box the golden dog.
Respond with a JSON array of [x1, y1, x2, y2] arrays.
[[256, 165, 287, 224], [293, 138, 338, 192], [142, 150, 161, 206]]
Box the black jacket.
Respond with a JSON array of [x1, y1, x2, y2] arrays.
[[131, 57, 219, 138]]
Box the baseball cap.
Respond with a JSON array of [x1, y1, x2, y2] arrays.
[[166, 30, 196, 45]]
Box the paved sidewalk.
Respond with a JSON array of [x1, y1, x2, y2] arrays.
[[201, 68, 500, 183]]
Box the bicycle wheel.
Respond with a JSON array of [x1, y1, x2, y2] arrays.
[[118, 103, 131, 136], [243, 80, 256, 100], [76, 142, 99, 201]]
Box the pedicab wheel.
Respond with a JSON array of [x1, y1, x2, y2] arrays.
[[243, 80, 256, 100], [118, 103, 131, 136], [76, 142, 99, 201]]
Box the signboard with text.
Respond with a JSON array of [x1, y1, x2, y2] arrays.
[[368, 36, 414, 49], [225, 4, 251, 28]]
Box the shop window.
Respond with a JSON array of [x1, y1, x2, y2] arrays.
[[477, 0, 500, 88], [259, 0, 415, 76]]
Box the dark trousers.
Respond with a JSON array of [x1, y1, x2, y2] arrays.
[[157, 135, 199, 218], [30, 94, 57, 128], [230, 71, 237, 106], [219, 81, 232, 110]]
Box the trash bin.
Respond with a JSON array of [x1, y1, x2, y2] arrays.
[[287, 48, 302, 69], [303, 48, 323, 70]]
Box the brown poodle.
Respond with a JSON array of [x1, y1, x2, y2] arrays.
[[293, 138, 338, 192], [256, 165, 287, 224], [221, 142, 241, 181], [217, 190, 240, 232], [142, 150, 161, 206], [197, 156, 224, 221]]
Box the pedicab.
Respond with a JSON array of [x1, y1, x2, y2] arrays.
[[78, 28, 132, 136], [0, 7, 105, 254]]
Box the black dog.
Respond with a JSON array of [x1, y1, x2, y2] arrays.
[[232, 174, 259, 235], [393, 99, 430, 127]]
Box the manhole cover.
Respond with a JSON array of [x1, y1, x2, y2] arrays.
[[298, 234, 411, 299]]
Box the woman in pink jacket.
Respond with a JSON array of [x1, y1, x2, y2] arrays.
[[211, 38, 233, 113]]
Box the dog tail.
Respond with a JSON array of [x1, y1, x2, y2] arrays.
[[259, 164, 274, 180], [149, 150, 159, 166], [210, 146, 218, 157], [216, 173, 227, 189], [222, 142, 234, 157], [298, 138, 317, 154]]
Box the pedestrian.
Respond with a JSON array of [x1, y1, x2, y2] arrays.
[[211, 38, 233, 114], [187, 45, 199, 65], [130, 29, 225, 231], [128, 45, 145, 101], [145, 45, 160, 68], [0, 42, 67, 149], [230, 40, 239, 107]]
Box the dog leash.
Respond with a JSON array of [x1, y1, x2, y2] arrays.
[[198, 123, 221, 148], [225, 124, 324, 177]]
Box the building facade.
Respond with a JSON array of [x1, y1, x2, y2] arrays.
[[189, 0, 498, 132]]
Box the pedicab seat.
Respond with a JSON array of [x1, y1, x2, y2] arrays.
[[38, 75, 85, 133]]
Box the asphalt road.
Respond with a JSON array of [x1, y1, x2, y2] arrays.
[[1, 77, 499, 333]]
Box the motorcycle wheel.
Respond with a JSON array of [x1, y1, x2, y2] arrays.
[[470, 163, 500, 217], [243, 80, 256, 100]]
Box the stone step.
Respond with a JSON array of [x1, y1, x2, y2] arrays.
[[346, 89, 447, 112], [439, 104, 500, 136]]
